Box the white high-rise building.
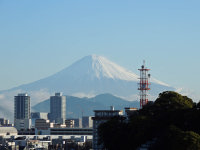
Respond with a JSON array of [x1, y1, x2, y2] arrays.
[[14, 93, 31, 130]]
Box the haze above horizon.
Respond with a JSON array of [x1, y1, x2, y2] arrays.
[[0, 0, 200, 100]]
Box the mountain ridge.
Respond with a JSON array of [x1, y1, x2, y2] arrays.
[[0, 55, 174, 120], [32, 93, 140, 118], [4, 55, 171, 95]]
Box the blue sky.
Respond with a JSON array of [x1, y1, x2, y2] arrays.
[[0, 1, 200, 100]]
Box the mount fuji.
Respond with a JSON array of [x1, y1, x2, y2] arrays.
[[0, 55, 174, 119]]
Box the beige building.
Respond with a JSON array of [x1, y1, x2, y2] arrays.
[[0, 127, 18, 136]]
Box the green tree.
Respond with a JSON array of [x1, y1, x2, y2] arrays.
[[98, 91, 200, 150], [151, 125, 200, 150], [154, 91, 193, 110], [98, 116, 128, 150]]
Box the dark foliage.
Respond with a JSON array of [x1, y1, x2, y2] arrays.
[[98, 91, 200, 150]]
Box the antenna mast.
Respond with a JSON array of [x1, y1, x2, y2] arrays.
[[138, 61, 151, 108]]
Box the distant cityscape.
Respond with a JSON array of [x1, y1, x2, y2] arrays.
[[0, 62, 151, 150], [0, 58, 198, 150], [0, 55, 173, 122], [0, 91, 139, 150], [1, 0, 199, 149]]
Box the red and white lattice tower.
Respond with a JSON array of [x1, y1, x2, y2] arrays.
[[138, 61, 151, 108]]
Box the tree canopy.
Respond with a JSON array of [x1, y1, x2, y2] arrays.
[[98, 91, 200, 150]]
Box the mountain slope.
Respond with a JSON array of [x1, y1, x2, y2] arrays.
[[32, 93, 140, 118], [0, 105, 13, 121], [0, 55, 174, 120], [7, 55, 173, 99]]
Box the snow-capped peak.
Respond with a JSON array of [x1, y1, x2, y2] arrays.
[[88, 55, 139, 81], [61, 54, 169, 87]]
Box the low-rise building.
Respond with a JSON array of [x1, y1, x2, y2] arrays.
[[65, 119, 75, 128], [50, 128, 93, 135], [35, 119, 54, 135], [0, 127, 18, 136], [31, 112, 48, 127], [92, 107, 123, 150], [0, 135, 92, 150], [124, 107, 138, 119], [0, 118, 12, 127], [69, 118, 82, 128], [15, 119, 32, 131], [18, 128, 35, 135], [54, 123, 66, 128]]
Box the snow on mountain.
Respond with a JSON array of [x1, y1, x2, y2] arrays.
[[66, 54, 169, 86], [0, 55, 174, 120], [48, 54, 139, 82], [89, 55, 139, 81]]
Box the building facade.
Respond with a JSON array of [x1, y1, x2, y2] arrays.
[[35, 119, 54, 135], [49, 93, 66, 124], [14, 93, 31, 130], [82, 116, 93, 128], [50, 128, 93, 135], [65, 119, 75, 128], [92, 107, 123, 150], [0, 118, 11, 126], [68, 118, 82, 128], [0, 127, 18, 136], [31, 112, 48, 127], [124, 107, 138, 120]]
